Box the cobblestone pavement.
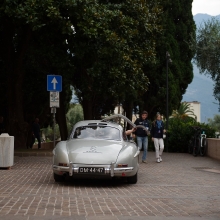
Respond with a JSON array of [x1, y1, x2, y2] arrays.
[[0, 152, 220, 220]]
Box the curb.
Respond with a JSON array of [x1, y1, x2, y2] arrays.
[[14, 152, 53, 157]]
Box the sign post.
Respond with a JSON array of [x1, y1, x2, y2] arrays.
[[51, 107, 56, 149], [50, 92, 60, 108], [47, 75, 62, 92], [47, 75, 62, 148]]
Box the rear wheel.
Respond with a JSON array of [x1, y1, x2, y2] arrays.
[[127, 172, 138, 184], [193, 138, 200, 157], [54, 173, 65, 182], [200, 138, 207, 156]]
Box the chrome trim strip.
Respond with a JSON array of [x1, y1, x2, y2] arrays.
[[73, 167, 79, 173], [110, 162, 115, 177], [134, 150, 140, 158], [114, 167, 134, 171], [101, 114, 148, 131], [69, 162, 73, 176], [53, 164, 134, 175], [53, 165, 70, 171], [106, 167, 134, 173]]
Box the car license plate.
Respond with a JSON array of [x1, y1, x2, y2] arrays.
[[79, 167, 105, 174]]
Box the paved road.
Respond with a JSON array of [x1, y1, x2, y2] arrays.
[[0, 152, 220, 220]]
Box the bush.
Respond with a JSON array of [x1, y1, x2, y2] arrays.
[[167, 117, 216, 152], [42, 124, 60, 141], [148, 138, 155, 151], [66, 104, 84, 135]]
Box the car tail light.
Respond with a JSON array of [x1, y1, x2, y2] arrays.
[[58, 163, 68, 167], [117, 164, 128, 167]]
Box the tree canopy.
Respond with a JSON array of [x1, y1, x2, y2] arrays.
[[0, 0, 76, 147], [171, 102, 196, 121], [136, 0, 195, 119], [0, 0, 195, 147], [67, 0, 163, 119], [208, 114, 220, 132], [194, 18, 220, 104]]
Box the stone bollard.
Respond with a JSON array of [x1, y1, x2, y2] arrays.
[[0, 133, 14, 168]]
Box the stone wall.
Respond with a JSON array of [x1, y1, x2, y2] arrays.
[[32, 141, 59, 150], [207, 138, 220, 160]]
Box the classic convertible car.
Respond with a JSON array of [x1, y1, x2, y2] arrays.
[[52, 114, 144, 184]]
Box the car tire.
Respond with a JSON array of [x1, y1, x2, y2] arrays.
[[127, 172, 138, 184], [54, 173, 65, 182]]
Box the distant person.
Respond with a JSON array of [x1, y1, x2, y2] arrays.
[[30, 118, 41, 149], [133, 111, 150, 163], [0, 116, 5, 135], [151, 113, 166, 163]]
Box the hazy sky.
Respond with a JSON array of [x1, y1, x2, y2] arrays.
[[192, 0, 220, 16]]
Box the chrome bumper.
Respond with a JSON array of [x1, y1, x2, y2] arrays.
[[53, 162, 134, 177]]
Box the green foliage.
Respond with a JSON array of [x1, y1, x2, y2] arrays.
[[66, 104, 84, 134], [0, 0, 196, 146], [42, 125, 60, 141], [139, 0, 196, 119], [168, 117, 216, 152], [207, 114, 220, 132], [194, 18, 220, 103], [148, 139, 155, 152], [172, 102, 196, 120], [0, 0, 75, 145], [68, 0, 163, 118], [41, 104, 84, 140], [168, 117, 193, 152]]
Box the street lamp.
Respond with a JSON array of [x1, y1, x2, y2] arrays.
[[166, 51, 172, 152]]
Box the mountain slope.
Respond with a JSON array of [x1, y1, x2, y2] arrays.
[[182, 13, 220, 122], [182, 64, 219, 122], [193, 13, 220, 26]]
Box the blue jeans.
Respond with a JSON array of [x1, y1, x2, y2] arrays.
[[137, 136, 148, 161]]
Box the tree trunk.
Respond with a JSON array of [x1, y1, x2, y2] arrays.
[[56, 91, 68, 140], [127, 101, 133, 123], [123, 101, 134, 129], [82, 97, 93, 120], [4, 24, 32, 148]]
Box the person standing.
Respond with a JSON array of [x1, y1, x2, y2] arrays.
[[30, 118, 41, 149], [133, 111, 150, 163], [151, 113, 166, 163]]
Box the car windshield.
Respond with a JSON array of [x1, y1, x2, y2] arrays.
[[72, 126, 121, 141]]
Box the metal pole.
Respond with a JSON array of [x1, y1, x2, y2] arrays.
[[51, 107, 56, 149], [53, 111, 55, 148], [166, 51, 172, 152]]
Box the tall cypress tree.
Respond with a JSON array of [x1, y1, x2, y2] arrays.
[[136, 0, 196, 120]]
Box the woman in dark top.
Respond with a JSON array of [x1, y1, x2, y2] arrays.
[[151, 113, 166, 163]]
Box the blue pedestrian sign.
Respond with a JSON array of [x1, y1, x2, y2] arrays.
[[47, 75, 62, 92]]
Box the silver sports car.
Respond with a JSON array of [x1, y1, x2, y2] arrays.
[[52, 114, 144, 184]]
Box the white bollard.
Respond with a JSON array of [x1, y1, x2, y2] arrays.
[[0, 133, 14, 168]]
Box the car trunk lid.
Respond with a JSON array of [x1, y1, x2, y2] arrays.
[[67, 139, 122, 164]]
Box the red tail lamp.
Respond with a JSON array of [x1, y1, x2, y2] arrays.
[[58, 163, 68, 167], [117, 164, 128, 167]]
